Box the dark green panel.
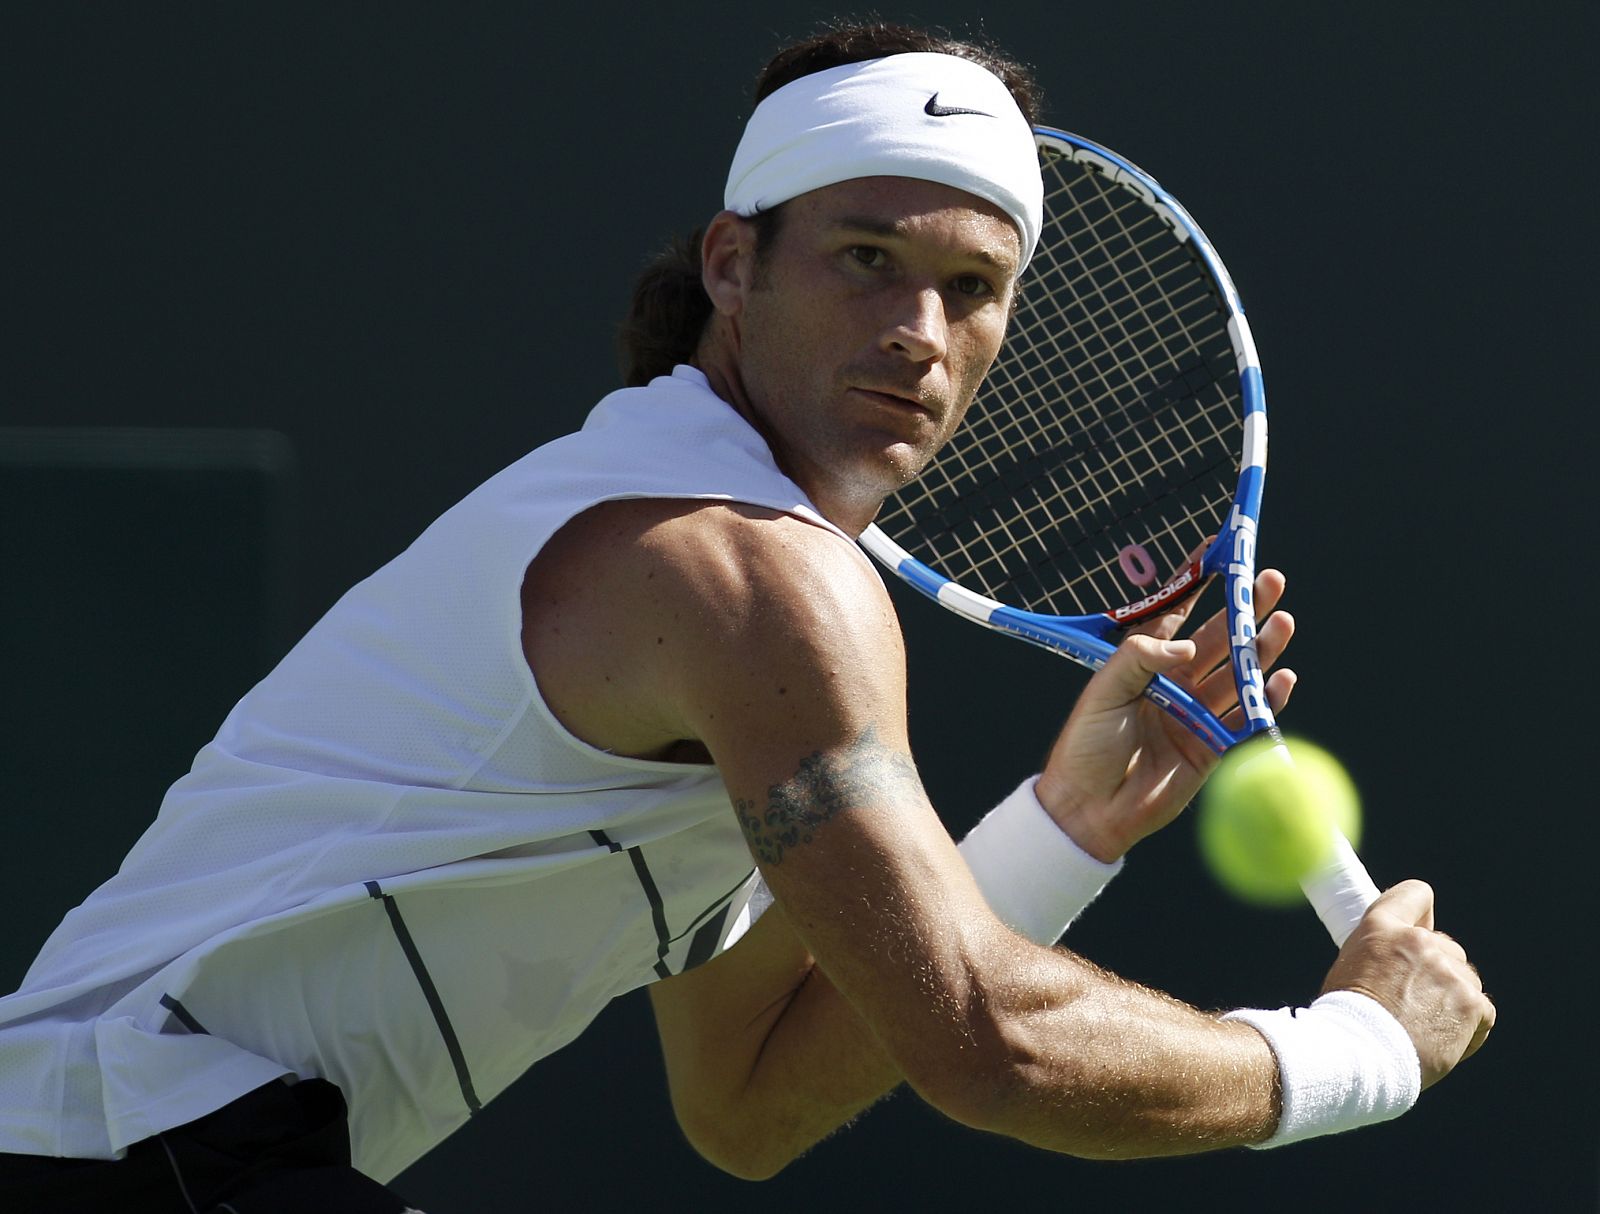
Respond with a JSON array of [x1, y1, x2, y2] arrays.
[[0, 429, 296, 992]]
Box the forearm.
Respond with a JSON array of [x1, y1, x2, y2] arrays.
[[962, 943, 1280, 1158], [657, 905, 1279, 1176], [740, 948, 1279, 1166], [653, 779, 1125, 1178], [746, 833, 1281, 1160]]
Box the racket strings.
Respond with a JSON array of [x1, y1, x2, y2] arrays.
[[906, 165, 1234, 489], [990, 181, 1210, 419], [874, 146, 1243, 618], [916, 194, 1216, 485], [979, 162, 1232, 482]]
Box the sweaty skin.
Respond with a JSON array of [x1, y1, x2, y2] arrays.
[[520, 176, 1494, 1178]]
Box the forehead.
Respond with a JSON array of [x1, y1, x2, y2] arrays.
[[783, 176, 1023, 276]]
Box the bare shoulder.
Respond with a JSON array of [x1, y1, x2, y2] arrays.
[[521, 498, 902, 759], [525, 496, 893, 636]]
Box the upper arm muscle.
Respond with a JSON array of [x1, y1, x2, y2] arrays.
[[656, 511, 1014, 1103], [525, 498, 1011, 1106]]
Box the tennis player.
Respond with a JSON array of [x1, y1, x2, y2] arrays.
[[0, 21, 1492, 1211]]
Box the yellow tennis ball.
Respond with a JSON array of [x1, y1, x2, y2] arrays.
[[1197, 737, 1362, 906]]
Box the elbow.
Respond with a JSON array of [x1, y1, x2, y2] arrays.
[[686, 1136, 794, 1184], [669, 1097, 804, 1182]]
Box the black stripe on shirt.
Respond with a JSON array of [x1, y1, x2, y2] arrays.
[[159, 994, 210, 1036], [666, 870, 755, 946], [681, 904, 733, 972], [607, 837, 753, 979], [622, 849, 676, 980], [365, 880, 482, 1115]]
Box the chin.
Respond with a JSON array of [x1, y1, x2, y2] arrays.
[[855, 446, 929, 497]]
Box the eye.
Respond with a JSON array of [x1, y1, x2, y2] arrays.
[[847, 245, 888, 269], [951, 273, 996, 300]]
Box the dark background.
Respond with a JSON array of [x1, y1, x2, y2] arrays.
[[4, 3, 1593, 1209]]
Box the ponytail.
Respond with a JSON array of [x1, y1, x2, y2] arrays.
[[616, 230, 712, 388], [616, 210, 783, 387]]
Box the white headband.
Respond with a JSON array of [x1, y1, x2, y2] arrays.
[[724, 52, 1043, 268]]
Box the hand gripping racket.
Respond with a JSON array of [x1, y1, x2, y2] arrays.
[[859, 128, 1379, 945]]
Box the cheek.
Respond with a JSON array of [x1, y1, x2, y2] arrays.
[[740, 293, 801, 383], [745, 283, 836, 375], [738, 301, 843, 436], [953, 315, 1008, 391]]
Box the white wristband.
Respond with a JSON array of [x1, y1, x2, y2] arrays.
[[1223, 990, 1421, 1147], [958, 776, 1123, 944]]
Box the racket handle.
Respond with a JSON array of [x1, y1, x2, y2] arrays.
[[1300, 832, 1381, 947]]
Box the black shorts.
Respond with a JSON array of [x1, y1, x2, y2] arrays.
[[0, 1078, 421, 1213]]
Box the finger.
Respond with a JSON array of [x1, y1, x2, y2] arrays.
[[1196, 630, 1292, 726], [1368, 879, 1436, 930], [1218, 667, 1296, 730], [1195, 610, 1296, 721], [1265, 667, 1296, 715], [1082, 634, 1196, 713], [1254, 566, 1288, 615], [1133, 605, 1194, 644], [1182, 568, 1286, 665], [1254, 608, 1295, 673], [1172, 569, 1288, 681], [1461, 994, 1496, 1061]]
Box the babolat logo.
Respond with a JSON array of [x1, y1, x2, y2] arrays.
[[1109, 564, 1198, 623], [1226, 507, 1270, 722]]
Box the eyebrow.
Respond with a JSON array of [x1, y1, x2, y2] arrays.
[[830, 213, 1018, 276]]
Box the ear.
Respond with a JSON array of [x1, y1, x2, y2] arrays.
[[701, 211, 759, 317]]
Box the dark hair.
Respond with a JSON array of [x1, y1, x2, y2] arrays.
[[615, 21, 1041, 387], [752, 21, 1040, 121]]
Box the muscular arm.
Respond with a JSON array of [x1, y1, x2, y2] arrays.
[[680, 733, 1277, 1171], [651, 742, 1277, 1178], [525, 499, 1279, 1176]]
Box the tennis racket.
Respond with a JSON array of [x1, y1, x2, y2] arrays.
[[859, 127, 1379, 946]]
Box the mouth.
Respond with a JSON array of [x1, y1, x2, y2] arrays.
[[849, 385, 935, 417]]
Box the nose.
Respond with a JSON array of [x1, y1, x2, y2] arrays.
[[882, 287, 948, 364]]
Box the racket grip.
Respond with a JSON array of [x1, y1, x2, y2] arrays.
[[1300, 832, 1381, 947]]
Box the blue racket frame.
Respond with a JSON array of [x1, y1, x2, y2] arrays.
[[861, 129, 1382, 944], [861, 127, 1272, 758]]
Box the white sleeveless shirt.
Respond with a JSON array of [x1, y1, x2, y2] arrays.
[[0, 367, 866, 1182]]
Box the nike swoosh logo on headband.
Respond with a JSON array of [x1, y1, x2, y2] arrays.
[[924, 93, 994, 118]]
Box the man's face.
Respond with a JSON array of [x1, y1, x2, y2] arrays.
[[724, 176, 1020, 530]]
